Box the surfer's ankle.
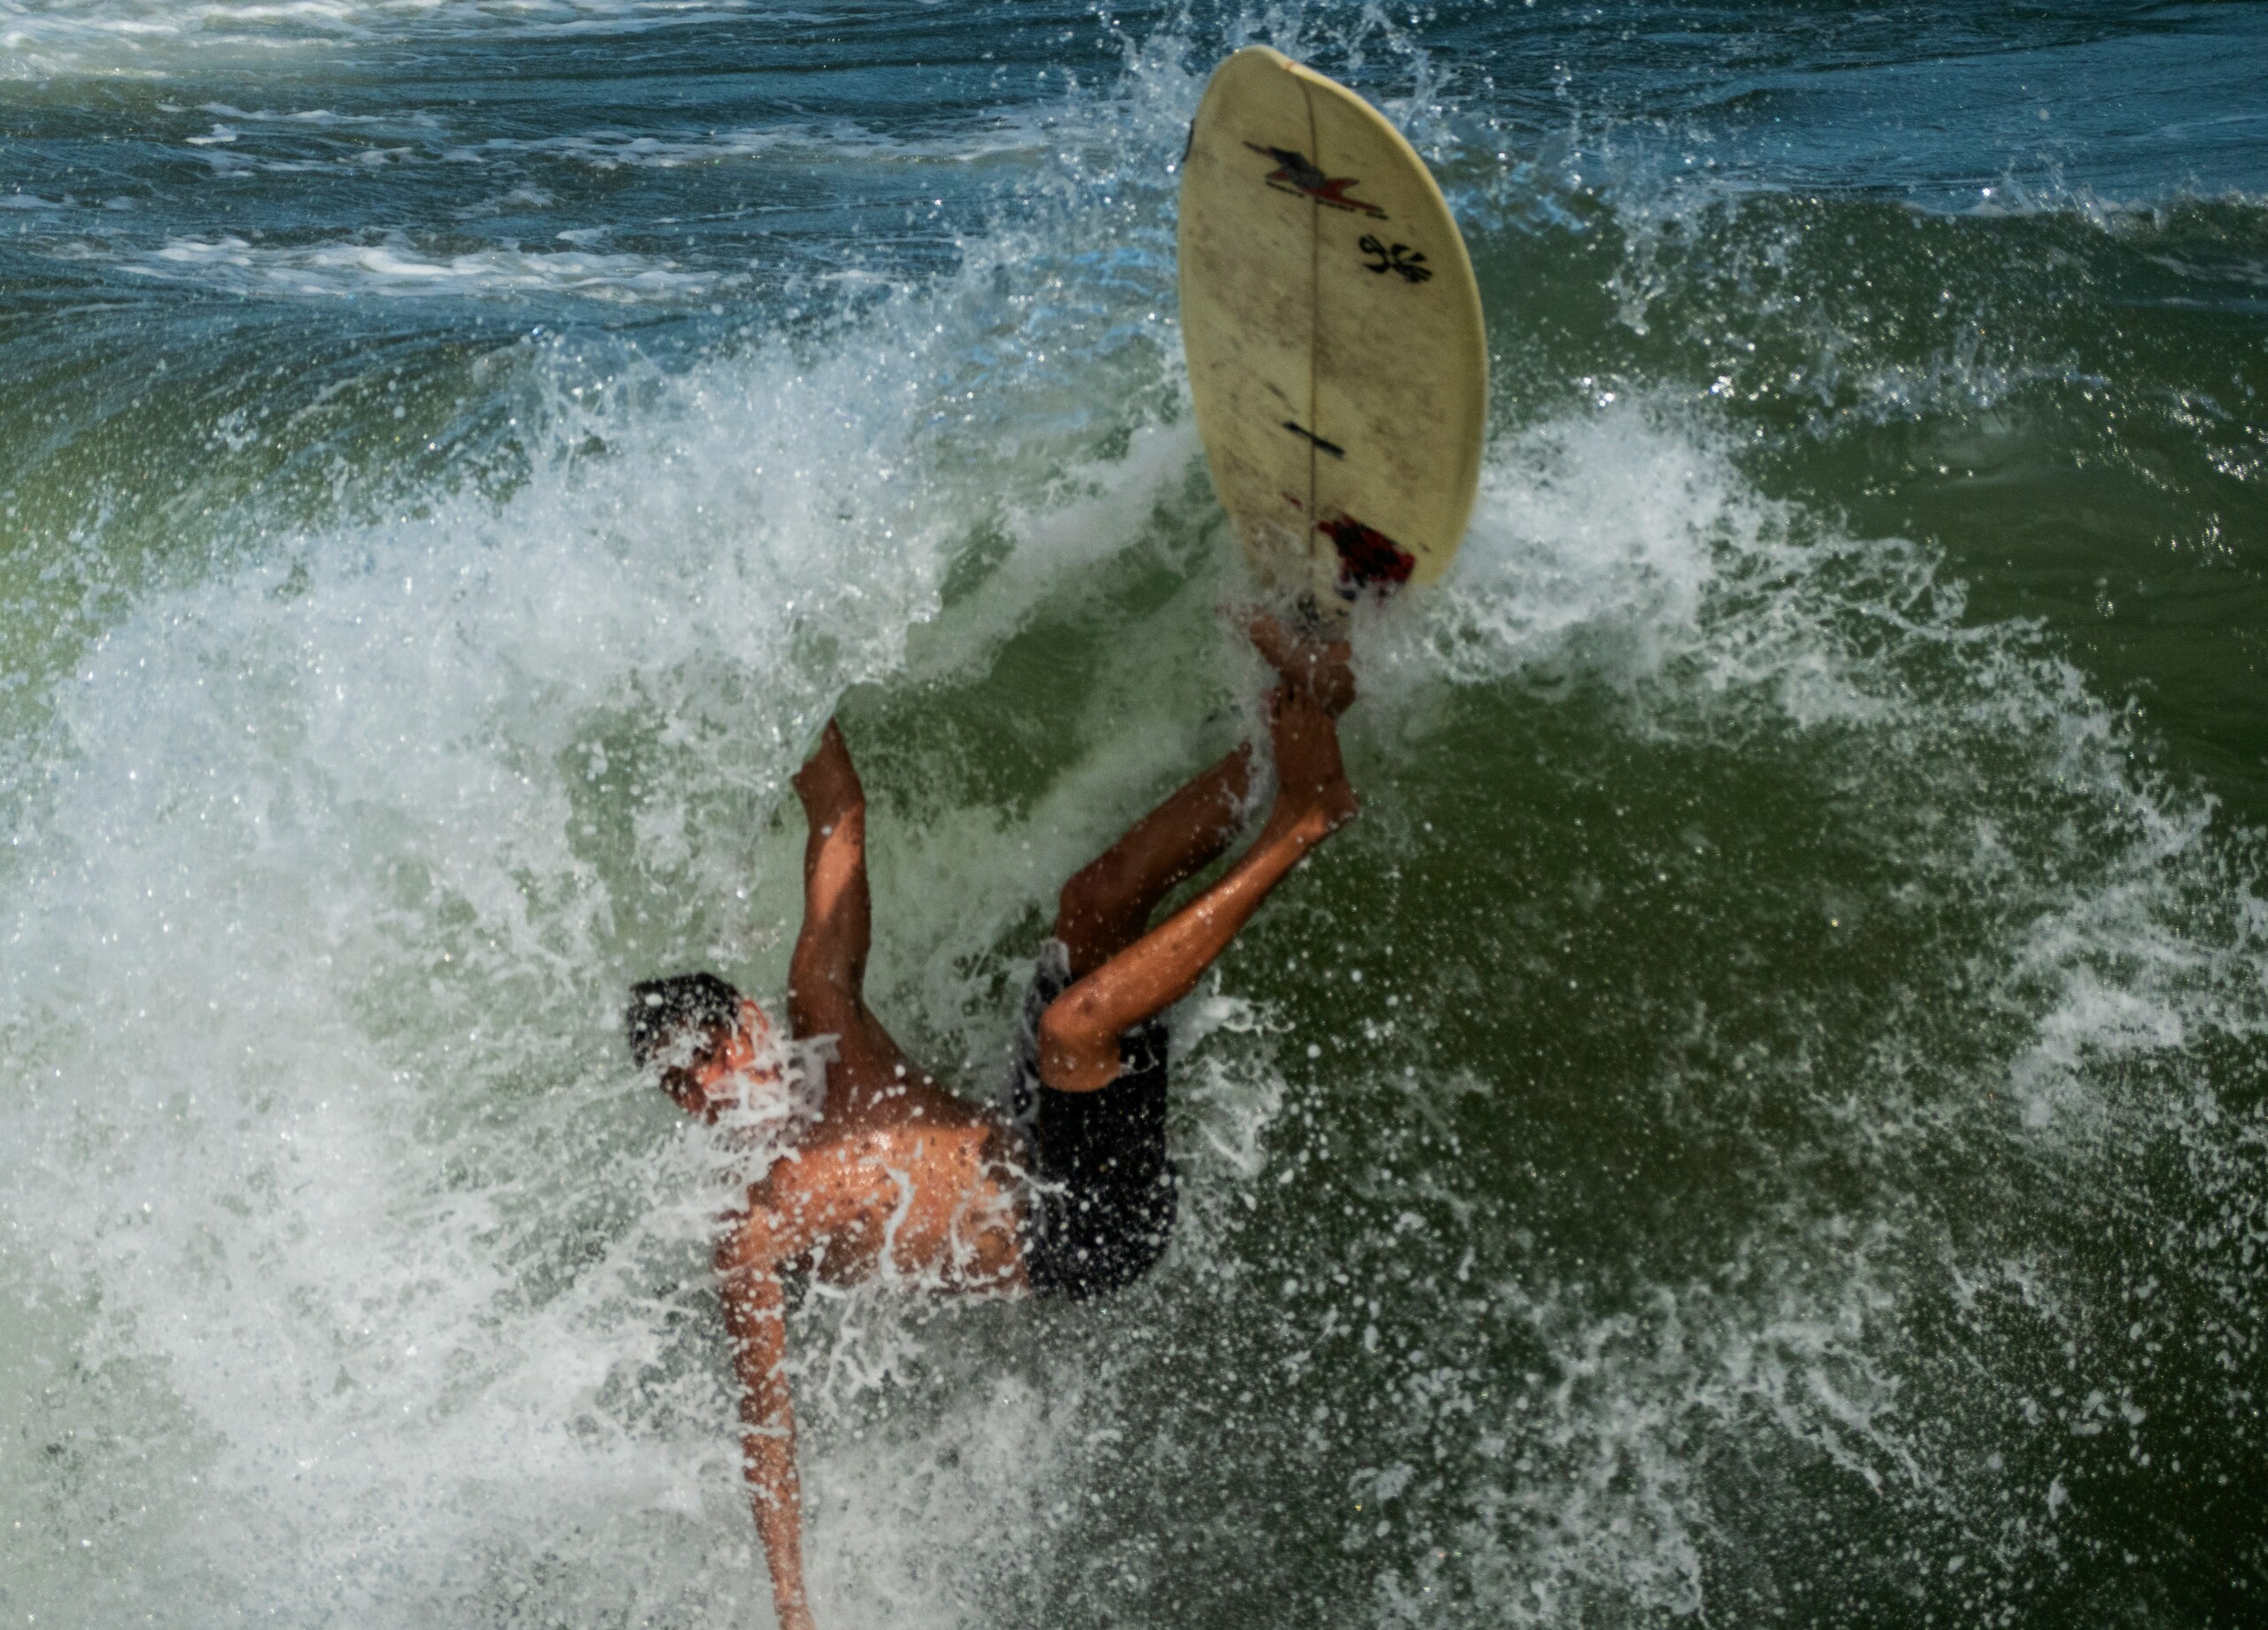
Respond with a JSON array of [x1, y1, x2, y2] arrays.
[[1258, 776, 1357, 852], [1246, 609, 1355, 718], [1294, 770, 1360, 834]]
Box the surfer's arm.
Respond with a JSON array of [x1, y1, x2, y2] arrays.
[[721, 1231, 817, 1630]]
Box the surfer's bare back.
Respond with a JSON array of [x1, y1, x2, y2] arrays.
[[624, 615, 1357, 1630]]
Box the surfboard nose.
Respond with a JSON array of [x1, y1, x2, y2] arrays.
[[1177, 47, 1487, 607]]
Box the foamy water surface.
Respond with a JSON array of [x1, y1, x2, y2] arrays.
[[4, 3, 2266, 1626]]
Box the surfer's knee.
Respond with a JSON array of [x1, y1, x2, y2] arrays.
[[1035, 993, 1121, 1094]]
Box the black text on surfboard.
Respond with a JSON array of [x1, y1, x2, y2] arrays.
[[1358, 235, 1433, 283]]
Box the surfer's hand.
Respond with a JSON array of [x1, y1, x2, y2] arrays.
[[776, 1601, 819, 1630], [793, 718, 862, 824], [1245, 609, 1355, 718]]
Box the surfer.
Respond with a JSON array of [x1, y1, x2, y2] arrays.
[[625, 615, 1356, 1630]]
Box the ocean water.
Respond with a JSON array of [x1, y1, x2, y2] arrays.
[[3, 1, 2265, 1625]]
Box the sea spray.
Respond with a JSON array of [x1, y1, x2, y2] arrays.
[[4, 4, 2265, 1627]]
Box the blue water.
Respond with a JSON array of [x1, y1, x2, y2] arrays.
[[4, 3, 2265, 1626]]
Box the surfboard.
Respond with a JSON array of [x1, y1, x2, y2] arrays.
[[1177, 47, 1487, 610]]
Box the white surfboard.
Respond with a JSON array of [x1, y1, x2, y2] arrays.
[[1178, 47, 1487, 609]]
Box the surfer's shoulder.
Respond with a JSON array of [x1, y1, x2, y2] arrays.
[[717, 1155, 824, 1273]]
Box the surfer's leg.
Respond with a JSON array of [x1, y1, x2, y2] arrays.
[[1052, 615, 1355, 979], [1055, 744, 1256, 981], [787, 722, 914, 1077], [1037, 687, 1356, 1092]]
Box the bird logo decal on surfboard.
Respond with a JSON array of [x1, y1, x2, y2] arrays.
[[1244, 142, 1389, 219], [1183, 49, 1487, 609]]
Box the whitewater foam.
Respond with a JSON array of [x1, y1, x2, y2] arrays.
[[445, 118, 1052, 172], [117, 234, 740, 301], [6, 7, 2267, 1625], [0, 0, 783, 76], [0, 250, 1021, 1620]]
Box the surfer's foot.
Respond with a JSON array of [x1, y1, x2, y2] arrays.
[[1262, 685, 1359, 840], [793, 718, 863, 827], [1246, 609, 1356, 719]]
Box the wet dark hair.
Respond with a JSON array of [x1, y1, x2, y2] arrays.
[[625, 972, 742, 1072]]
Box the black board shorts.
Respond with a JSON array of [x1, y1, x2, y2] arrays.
[[1006, 940, 1178, 1300]]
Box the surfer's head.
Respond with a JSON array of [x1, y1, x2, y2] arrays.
[[625, 972, 784, 1123]]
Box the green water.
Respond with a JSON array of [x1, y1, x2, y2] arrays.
[[3, 2, 2265, 1626]]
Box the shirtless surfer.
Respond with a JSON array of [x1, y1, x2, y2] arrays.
[[624, 616, 1358, 1630]]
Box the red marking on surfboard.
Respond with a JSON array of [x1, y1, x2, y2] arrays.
[[1281, 491, 1305, 510], [1245, 143, 1388, 219], [1321, 514, 1416, 598]]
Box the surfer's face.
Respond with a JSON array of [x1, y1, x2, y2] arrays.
[[663, 998, 784, 1123]]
